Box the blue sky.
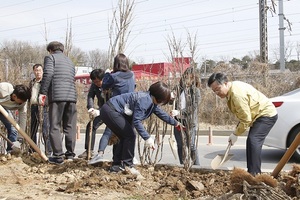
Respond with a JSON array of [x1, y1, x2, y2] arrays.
[[1, 0, 299, 64]]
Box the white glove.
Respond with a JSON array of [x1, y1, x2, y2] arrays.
[[228, 133, 238, 145], [145, 137, 155, 150], [171, 110, 180, 117], [88, 108, 100, 118], [88, 108, 94, 114]]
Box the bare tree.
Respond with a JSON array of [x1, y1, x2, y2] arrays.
[[64, 18, 73, 57], [108, 0, 135, 67], [272, 40, 294, 62], [1, 40, 46, 83], [88, 49, 109, 70]]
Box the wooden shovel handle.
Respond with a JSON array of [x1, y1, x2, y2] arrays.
[[220, 143, 231, 165], [87, 118, 93, 160], [0, 105, 48, 161], [271, 132, 300, 178]]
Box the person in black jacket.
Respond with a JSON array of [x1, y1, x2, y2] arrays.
[[78, 69, 106, 159], [39, 41, 77, 165]]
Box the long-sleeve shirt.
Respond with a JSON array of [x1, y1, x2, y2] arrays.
[[227, 81, 277, 136], [0, 82, 27, 131]]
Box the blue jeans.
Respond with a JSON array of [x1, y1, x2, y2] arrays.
[[0, 109, 18, 152], [98, 127, 112, 152]]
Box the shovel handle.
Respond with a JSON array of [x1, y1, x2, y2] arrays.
[[87, 118, 93, 160], [220, 143, 231, 165], [271, 132, 300, 178], [0, 105, 48, 161]]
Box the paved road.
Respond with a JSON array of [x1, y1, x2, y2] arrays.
[[71, 133, 297, 174]]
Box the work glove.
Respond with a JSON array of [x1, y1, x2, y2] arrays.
[[170, 110, 180, 117], [228, 133, 238, 145], [88, 108, 100, 118], [145, 137, 155, 150], [38, 94, 46, 106], [175, 122, 186, 132]]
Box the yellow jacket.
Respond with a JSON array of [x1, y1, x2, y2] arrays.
[[227, 81, 277, 136]]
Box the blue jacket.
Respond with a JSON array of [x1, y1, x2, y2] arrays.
[[102, 71, 135, 97], [108, 91, 177, 140]]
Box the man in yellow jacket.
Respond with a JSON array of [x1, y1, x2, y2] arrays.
[[207, 72, 278, 176]]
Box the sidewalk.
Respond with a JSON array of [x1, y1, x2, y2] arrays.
[[78, 124, 238, 136]]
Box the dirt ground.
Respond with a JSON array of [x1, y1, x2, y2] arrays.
[[0, 152, 299, 200]]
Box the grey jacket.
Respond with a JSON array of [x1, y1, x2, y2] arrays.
[[40, 51, 77, 103]]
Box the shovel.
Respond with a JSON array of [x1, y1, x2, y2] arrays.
[[211, 143, 233, 169], [87, 117, 94, 160], [0, 131, 21, 151], [0, 105, 48, 161], [169, 99, 177, 159]]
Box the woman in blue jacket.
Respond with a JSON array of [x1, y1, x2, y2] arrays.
[[92, 81, 182, 173], [88, 53, 135, 164]]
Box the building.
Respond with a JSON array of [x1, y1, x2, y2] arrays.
[[132, 57, 191, 81]]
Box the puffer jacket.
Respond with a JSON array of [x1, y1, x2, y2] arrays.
[[40, 51, 77, 103]]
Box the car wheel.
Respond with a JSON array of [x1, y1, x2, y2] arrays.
[[287, 126, 300, 161]]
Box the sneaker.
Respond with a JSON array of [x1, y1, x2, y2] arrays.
[[78, 150, 94, 158], [109, 165, 125, 173], [65, 155, 74, 162], [127, 166, 141, 176], [48, 156, 64, 165], [6, 153, 12, 160], [88, 153, 106, 165]]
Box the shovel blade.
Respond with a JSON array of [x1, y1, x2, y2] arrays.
[[211, 153, 234, 169]]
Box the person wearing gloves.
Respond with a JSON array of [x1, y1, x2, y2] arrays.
[[170, 67, 201, 165], [91, 81, 183, 173], [77, 69, 106, 159], [88, 53, 135, 165], [207, 72, 278, 176]]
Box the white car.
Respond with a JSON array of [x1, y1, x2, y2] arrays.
[[264, 88, 300, 161]]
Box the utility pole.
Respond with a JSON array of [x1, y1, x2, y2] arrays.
[[259, 0, 268, 63], [278, 0, 285, 71]]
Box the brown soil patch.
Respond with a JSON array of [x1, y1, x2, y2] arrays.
[[0, 153, 298, 200]]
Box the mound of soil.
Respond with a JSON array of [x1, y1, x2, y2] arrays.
[[0, 153, 298, 200]]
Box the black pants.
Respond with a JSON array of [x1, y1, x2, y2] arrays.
[[99, 103, 135, 166], [246, 114, 278, 175], [30, 105, 52, 155], [49, 102, 77, 157]]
